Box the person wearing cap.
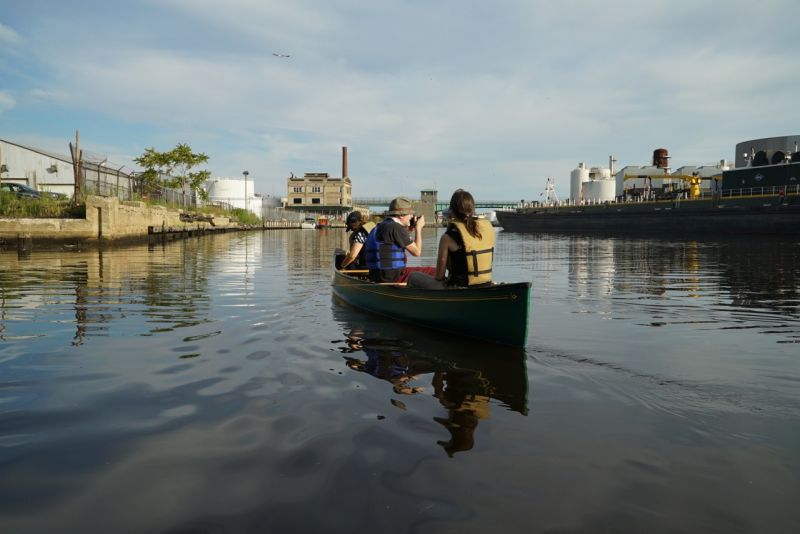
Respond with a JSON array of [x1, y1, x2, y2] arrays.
[[364, 196, 426, 283], [340, 211, 376, 270]]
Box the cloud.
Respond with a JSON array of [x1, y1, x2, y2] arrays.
[[0, 91, 16, 113], [0, 23, 20, 45], [3, 1, 799, 199]]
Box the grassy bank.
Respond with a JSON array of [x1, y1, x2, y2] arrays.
[[0, 193, 85, 218]]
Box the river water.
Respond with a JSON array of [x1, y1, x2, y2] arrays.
[[0, 229, 798, 533]]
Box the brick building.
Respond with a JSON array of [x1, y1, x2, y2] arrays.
[[286, 147, 353, 214]]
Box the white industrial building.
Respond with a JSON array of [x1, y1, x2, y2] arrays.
[[1, 137, 147, 201], [0, 138, 77, 198]]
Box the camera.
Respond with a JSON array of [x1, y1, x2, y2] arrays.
[[409, 215, 419, 228]]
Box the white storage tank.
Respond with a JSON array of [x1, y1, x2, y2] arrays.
[[588, 166, 611, 180], [206, 177, 255, 211], [571, 163, 589, 203], [583, 178, 616, 202]]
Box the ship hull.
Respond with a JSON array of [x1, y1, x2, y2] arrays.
[[497, 195, 800, 236]]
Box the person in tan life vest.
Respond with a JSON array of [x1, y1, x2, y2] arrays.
[[407, 189, 496, 289], [340, 211, 376, 269]]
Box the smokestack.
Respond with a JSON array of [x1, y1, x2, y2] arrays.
[[342, 146, 348, 178]]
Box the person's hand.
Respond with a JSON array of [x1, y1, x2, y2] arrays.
[[415, 215, 425, 230]]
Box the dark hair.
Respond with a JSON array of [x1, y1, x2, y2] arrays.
[[449, 189, 480, 238]]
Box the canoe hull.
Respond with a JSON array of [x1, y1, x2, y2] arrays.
[[332, 268, 531, 347]]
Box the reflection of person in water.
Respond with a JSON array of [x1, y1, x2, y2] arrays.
[[337, 329, 523, 457], [342, 332, 424, 395], [431, 370, 492, 457]]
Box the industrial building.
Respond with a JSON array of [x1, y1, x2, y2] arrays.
[[0, 137, 155, 202], [567, 149, 730, 205], [0, 138, 80, 198], [286, 147, 353, 214]]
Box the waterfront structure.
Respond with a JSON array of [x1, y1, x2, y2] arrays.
[[497, 136, 800, 236], [0, 195, 241, 249], [417, 189, 437, 221], [205, 177, 262, 215], [1, 139, 80, 198], [0, 137, 190, 204], [286, 147, 353, 214], [567, 150, 731, 205]]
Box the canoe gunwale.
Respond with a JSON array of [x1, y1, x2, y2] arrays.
[[331, 256, 531, 347]]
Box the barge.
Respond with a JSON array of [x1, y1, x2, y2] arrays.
[[497, 137, 800, 236]]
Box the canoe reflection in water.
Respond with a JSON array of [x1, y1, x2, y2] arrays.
[[334, 311, 528, 456]]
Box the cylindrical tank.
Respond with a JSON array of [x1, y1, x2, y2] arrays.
[[570, 163, 589, 203], [589, 166, 611, 180], [206, 178, 248, 210], [653, 148, 669, 168], [583, 179, 616, 202]]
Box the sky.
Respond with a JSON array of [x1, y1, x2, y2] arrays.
[[1, 0, 798, 201]]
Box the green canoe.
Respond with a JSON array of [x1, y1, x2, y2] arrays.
[[332, 253, 532, 347]]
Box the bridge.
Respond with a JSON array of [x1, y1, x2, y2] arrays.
[[353, 197, 519, 211]]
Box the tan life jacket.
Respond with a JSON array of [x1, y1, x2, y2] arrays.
[[451, 218, 495, 285]]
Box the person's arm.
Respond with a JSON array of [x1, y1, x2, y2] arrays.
[[340, 242, 364, 269], [404, 215, 425, 256], [434, 233, 454, 280]]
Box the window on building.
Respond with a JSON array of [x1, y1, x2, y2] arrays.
[[312, 198, 321, 204], [293, 198, 302, 204], [293, 186, 303, 193], [312, 186, 321, 193]]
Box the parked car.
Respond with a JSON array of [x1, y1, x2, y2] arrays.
[[0, 183, 67, 200]]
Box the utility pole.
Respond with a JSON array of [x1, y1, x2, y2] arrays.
[[243, 170, 249, 213], [69, 130, 82, 201]]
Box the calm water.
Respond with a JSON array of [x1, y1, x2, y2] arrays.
[[0, 229, 798, 533]]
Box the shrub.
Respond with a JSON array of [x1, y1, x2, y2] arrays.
[[0, 193, 79, 218]]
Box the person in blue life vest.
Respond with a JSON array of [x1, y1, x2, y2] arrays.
[[340, 211, 376, 270], [407, 189, 495, 289], [365, 196, 426, 283]]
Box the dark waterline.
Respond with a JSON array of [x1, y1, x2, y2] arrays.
[[0, 229, 798, 533]]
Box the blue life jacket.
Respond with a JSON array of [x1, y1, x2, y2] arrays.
[[365, 221, 406, 270]]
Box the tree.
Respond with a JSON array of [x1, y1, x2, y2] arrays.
[[134, 143, 210, 202]]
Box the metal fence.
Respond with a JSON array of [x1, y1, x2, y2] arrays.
[[80, 162, 196, 208], [262, 207, 315, 222]]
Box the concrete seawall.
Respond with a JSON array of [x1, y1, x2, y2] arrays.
[[0, 196, 242, 250]]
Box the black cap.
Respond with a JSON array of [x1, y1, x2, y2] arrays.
[[346, 211, 361, 231]]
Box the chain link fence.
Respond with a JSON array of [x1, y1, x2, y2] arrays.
[[79, 160, 196, 208]]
